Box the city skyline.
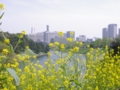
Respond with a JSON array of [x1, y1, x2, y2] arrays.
[[1, 0, 120, 38]]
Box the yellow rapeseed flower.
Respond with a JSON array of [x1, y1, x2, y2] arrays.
[[4, 38, 10, 44], [95, 86, 98, 90], [33, 55, 36, 59], [2, 48, 8, 55], [49, 43, 54, 47], [73, 47, 79, 52], [54, 42, 59, 46], [0, 3, 5, 10], [79, 42, 83, 46], [3, 88, 8, 90], [60, 44, 65, 50], [19, 34, 23, 38], [58, 31, 64, 37], [47, 52, 52, 57], [67, 38, 72, 42], [63, 80, 69, 88], [22, 31, 26, 35]]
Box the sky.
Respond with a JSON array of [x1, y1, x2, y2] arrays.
[[0, 0, 120, 38]]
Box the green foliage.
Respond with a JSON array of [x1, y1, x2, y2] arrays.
[[24, 48, 36, 56], [90, 38, 112, 48], [109, 36, 120, 55], [7, 68, 20, 86], [0, 32, 50, 54]]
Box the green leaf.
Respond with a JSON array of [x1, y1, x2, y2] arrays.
[[0, 12, 4, 19], [0, 77, 6, 81], [58, 86, 65, 90], [18, 40, 22, 44], [9, 44, 14, 53], [69, 79, 74, 82], [1, 67, 6, 71], [74, 80, 81, 87], [69, 79, 81, 87], [7, 68, 20, 86]]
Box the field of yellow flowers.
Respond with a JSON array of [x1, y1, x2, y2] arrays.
[[0, 30, 120, 90], [1, 3, 120, 90]]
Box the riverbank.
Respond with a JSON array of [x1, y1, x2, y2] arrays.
[[36, 52, 47, 57], [51, 48, 89, 54]]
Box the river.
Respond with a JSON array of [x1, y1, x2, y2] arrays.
[[36, 51, 86, 66]]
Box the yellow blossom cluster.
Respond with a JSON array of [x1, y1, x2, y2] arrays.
[[0, 3, 5, 10], [1, 29, 120, 90], [1, 45, 120, 90], [4, 38, 10, 44]]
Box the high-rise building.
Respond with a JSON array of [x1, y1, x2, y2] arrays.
[[66, 31, 75, 38], [102, 28, 108, 39], [118, 28, 120, 36], [44, 25, 58, 43], [108, 24, 117, 38], [46, 25, 49, 31]]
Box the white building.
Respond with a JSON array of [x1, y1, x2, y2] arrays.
[[76, 35, 86, 42], [44, 31, 58, 43], [51, 37, 67, 44], [35, 33, 44, 42]]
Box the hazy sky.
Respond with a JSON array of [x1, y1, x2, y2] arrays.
[[1, 0, 120, 38]]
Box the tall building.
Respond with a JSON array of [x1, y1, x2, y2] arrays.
[[76, 35, 86, 42], [44, 25, 58, 43], [66, 31, 75, 38], [102, 28, 108, 39], [51, 37, 67, 44], [108, 24, 117, 38], [46, 25, 49, 31], [118, 28, 120, 36]]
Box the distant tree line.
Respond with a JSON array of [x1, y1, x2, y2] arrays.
[[0, 32, 49, 54], [90, 38, 112, 48]]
